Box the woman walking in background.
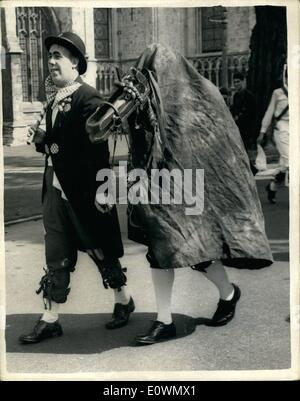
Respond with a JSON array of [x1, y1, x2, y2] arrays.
[[257, 65, 289, 204]]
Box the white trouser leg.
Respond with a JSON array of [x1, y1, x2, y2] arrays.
[[273, 129, 289, 178]]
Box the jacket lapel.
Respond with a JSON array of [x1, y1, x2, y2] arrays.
[[46, 76, 83, 136]]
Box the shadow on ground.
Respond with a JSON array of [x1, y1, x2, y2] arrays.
[[6, 313, 211, 355]]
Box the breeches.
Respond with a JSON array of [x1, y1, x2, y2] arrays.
[[39, 167, 122, 305]]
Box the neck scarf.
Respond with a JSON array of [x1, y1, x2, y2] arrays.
[[45, 75, 82, 109], [29, 75, 82, 138]]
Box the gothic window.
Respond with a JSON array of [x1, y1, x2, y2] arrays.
[[16, 7, 58, 102], [94, 8, 110, 59], [199, 7, 225, 53]]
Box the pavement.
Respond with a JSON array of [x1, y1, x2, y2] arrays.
[[2, 145, 292, 379], [4, 144, 128, 223]]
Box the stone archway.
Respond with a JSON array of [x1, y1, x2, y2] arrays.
[[16, 6, 61, 103]]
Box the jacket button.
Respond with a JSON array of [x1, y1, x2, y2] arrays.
[[50, 143, 59, 154]]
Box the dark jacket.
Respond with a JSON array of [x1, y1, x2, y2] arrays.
[[39, 77, 123, 258], [231, 88, 256, 149]]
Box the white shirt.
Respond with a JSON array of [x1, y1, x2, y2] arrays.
[[260, 87, 289, 133], [48, 105, 68, 200]]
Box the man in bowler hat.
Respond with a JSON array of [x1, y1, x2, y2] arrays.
[[19, 32, 134, 344]]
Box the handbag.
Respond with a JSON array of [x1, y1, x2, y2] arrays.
[[255, 144, 267, 171]]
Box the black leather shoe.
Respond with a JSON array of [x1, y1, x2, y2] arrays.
[[206, 284, 241, 327], [105, 297, 135, 329], [135, 321, 176, 345], [266, 183, 276, 204], [19, 320, 63, 344]]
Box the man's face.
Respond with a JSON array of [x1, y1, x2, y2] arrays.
[[233, 78, 243, 91], [48, 44, 78, 87]]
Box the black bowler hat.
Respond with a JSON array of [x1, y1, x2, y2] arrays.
[[45, 32, 87, 75]]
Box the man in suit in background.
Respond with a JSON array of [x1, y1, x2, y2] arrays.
[[231, 72, 258, 175]]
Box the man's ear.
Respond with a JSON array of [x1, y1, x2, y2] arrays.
[[72, 56, 79, 70]]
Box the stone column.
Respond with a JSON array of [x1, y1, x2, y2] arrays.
[[248, 7, 256, 37], [3, 7, 25, 145], [111, 9, 119, 61], [221, 8, 229, 88], [83, 8, 97, 87], [154, 8, 185, 54], [70, 7, 85, 38], [69, 7, 97, 87], [54, 7, 72, 31], [185, 8, 198, 57], [151, 7, 159, 43]]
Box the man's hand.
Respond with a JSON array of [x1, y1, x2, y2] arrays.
[[256, 131, 265, 145], [27, 126, 46, 144], [95, 192, 115, 214]]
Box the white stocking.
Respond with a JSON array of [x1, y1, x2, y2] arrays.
[[151, 268, 175, 325], [113, 286, 131, 305], [42, 301, 60, 323], [201, 261, 234, 300]]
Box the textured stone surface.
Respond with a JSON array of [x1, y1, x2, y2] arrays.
[[118, 8, 153, 60], [55, 7, 72, 32], [156, 8, 186, 54], [227, 7, 256, 53]]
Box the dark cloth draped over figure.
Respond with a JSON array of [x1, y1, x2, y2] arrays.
[[126, 44, 273, 270]]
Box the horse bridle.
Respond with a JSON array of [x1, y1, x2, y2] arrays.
[[100, 68, 160, 166]]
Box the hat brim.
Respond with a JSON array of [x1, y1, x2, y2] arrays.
[[45, 36, 87, 75]]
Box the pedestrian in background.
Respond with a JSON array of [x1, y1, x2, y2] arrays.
[[231, 72, 258, 175], [257, 65, 289, 204]]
